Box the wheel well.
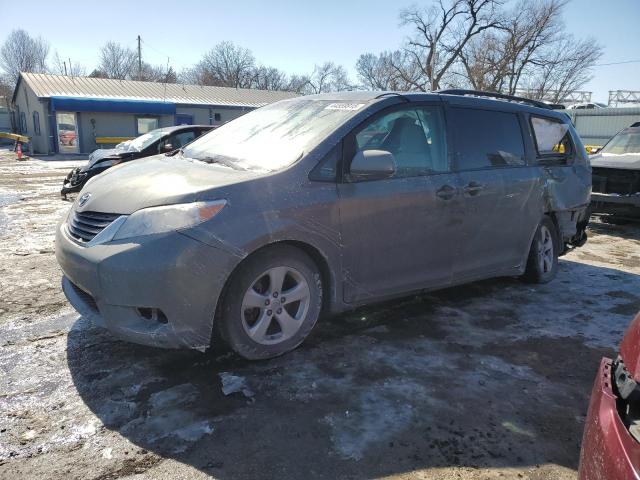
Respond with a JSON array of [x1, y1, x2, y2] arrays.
[[213, 240, 333, 339], [275, 240, 333, 315]]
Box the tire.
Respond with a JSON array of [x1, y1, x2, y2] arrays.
[[217, 245, 323, 360], [522, 216, 559, 284]]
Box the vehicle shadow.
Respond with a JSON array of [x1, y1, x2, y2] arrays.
[[66, 260, 640, 479], [588, 216, 640, 241]]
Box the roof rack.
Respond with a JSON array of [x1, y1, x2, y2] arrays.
[[375, 92, 410, 103], [437, 89, 551, 110]]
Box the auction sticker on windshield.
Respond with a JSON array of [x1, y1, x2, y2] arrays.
[[324, 103, 365, 111]]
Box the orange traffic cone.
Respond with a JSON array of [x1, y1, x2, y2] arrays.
[[16, 142, 23, 160]]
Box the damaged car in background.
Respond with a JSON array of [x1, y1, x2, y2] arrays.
[[579, 311, 640, 479], [60, 125, 214, 197], [590, 122, 640, 221], [55, 90, 591, 360]]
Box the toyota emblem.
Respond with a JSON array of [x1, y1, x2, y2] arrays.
[[78, 192, 91, 207]]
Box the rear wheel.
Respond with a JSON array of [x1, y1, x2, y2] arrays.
[[522, 216, 559, 283], [217, 245, 323, 360]]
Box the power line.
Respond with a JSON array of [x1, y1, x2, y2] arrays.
[[593, 59, 640, 66], [140, 39, 172, 61]]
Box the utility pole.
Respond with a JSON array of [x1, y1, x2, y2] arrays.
[[137, 35, 142, 80], [63, 61, 67, 76]]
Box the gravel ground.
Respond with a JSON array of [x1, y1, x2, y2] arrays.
[[1, 148, 639, 479]]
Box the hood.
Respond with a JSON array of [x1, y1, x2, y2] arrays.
[[83, 148, 128, 170], [620, 312, 640, 381], [76, 154, 259, 214], [590, 152, 640, 170]]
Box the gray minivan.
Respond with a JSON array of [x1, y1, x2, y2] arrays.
[[55, 90, 591, 359]]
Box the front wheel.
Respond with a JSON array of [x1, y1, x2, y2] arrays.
[[217, 245, 323, 360], [522, 216, 559, 284]]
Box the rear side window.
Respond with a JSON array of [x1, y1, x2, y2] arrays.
[[451, 108, 525, 170], [530, 116, 573, 159]]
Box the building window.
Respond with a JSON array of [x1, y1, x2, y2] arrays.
[[214, 113, 221, 122], [136, 117, 159, 135], [20, 112, 27, 134], [33, 111, 41, 136]]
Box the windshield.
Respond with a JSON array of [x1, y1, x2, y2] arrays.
[[182, 98, 367, 171], [602, 130, 640, 155], [126, 129, 167, 152]]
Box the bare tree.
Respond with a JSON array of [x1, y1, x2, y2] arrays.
[[458, 0, 602, 100], [525, 36, 602, 102], [0, 29, 49, 84], [390, 0, 503, 91], [356, 51, 420, 91], [252, 65, 289, 91], [192, 41, 256, 88], [51, 51, 86, 76], [305, 62, 353, 94], [139, 63, 177, 83], [97, 42, 137, 80], [285, 74, 311, 94]]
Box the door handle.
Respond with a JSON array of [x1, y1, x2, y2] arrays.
[[435, 184, 456, 200], [463, 181, 484, 196]]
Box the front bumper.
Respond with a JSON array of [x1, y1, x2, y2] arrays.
[[61, 167, 107, 196], [591, 192, 640, 217], [55, 221, 241, 350], [578, 358, 640, 480]]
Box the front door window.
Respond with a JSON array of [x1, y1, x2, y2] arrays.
[[56, 112, 79, 154]]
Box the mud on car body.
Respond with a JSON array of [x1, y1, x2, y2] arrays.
[[61, 125, 214, 197], [55, 90, 591, 360]]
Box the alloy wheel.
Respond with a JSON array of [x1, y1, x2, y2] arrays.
[[240, 266, 311, 345], [537, 225, 554, 273]]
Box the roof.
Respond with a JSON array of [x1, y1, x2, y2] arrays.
[[15, 73, 297, 108], [152, 125, 215, 134]]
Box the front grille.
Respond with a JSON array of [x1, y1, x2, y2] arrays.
[[592, 167, 640, 195], [68, 210, 121, 243]]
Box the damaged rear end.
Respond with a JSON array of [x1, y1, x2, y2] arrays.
[[535, 118, 591, 253]]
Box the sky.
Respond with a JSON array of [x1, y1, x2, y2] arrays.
[[0, 0, 638, 103]]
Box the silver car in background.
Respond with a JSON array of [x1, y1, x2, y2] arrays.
[[56, 90, 591, 360]]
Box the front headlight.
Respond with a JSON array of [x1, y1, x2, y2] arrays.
[[113, 200, 226, 241]]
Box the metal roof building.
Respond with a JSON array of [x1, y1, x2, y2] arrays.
[[12, 73, 297, 154]]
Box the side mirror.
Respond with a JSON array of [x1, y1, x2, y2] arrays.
[[161, 143, 173, 153], [350, 149, 396, 181]]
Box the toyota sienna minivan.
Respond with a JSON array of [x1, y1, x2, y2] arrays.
[[55, 90, 591, 359]]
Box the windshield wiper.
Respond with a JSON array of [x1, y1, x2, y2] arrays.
[[194, 156, 247, 171]]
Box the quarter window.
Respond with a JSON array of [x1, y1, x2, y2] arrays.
[[530, 116, 573, 159], [351, 106, 448, 178], [451, 108, 525, 170]]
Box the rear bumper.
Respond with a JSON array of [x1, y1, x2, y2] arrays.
[[56, 220, 242, 350], [578, 358, 640, 480], [591, 193, 640, 217]]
